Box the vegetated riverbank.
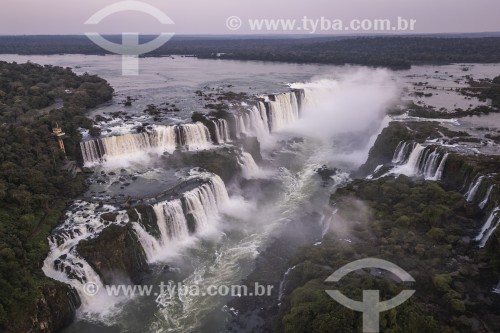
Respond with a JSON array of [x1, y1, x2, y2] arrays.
[[0, 61, 113, 332], [227, 120, 500, 333], [2, 36, 500, 69]]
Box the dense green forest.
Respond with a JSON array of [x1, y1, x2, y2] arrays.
[[2, 36, 500, 69], [0, 61, 113, 330], [277, 176, 500, 332]]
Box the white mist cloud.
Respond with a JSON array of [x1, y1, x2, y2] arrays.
[[289, 68, 399, 137], [285, 68, 400, 167]]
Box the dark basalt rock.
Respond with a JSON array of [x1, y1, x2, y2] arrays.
[[162, 148, 241, 183], [77, 224, 149, 285], [315, 165, 339, 182], [185, 213, 197, 234], [239, 134, 263, 163], [128, 204, 160, 239], [100, 212, 118, 222], [27, 281, 80, 333]]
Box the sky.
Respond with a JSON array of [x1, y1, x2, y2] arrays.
[[0, 0, 499, 35]]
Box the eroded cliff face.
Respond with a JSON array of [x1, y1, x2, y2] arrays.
[[24, 282, 80, 333], [77, 224, 148, 285], [358, 121, 471, 177]]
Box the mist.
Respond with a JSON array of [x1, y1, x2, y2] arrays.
[[289, 68, 398, 135], [276, 68, 399, 167]]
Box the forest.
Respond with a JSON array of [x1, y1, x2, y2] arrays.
[[2, 36, 500, 69], [277, 176, 500, 332], [0, 61, 113, 330]]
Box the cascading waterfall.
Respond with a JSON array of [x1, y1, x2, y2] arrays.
[[212, 119, 231, 144], [43, 173, 230, 309], [42, 201, 128, 309], [154, 199, 190, 243], [264, 92, 300, 131], [232, 104, 272, 140], [245, 106, 270, 139], [430, 153, 448, 181], [256, 101, 270, 133], [392, 143, 425, 177], [238, 152, 260, 178], [392, 142, 448, 180], [80, 89, 308, 165], [475, 207, 500, 248], [233, 114, 247, 138], [176, 122, 212, 149], [80, 123, 210, 165], [278, 265, 297, 302], [479, 185, 495, 209], [465, 176, 484, 202], [133, 174, 229, 262], [392, 141, 411, 164], [366, 164, 384, 180], [182, 175, 229, 230], [80, 140, 105, 166]]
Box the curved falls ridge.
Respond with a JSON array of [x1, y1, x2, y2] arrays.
[[45, 87, 320, 326], [43, 78, 500, 332]]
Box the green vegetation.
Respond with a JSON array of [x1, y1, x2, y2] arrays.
[[278, 176, 500, 332], [2, 36, 500, 69], [0, 61, 113, 331], [460, 75, 500, 108], [408, 102, 497, 119]]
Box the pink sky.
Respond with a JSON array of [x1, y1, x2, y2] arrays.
[[0, 0, 499, 35]]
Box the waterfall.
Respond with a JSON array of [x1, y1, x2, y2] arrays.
[[133, 174, 229, 262], [366, 164, 384, 180], [493, 281, 500, 295], [422, 150, 440, 179], [100, 128, 176, 160], [182, 175, 229, 230], [475, 207, 500, 248], [232, 105, 271, 141], [479, 185, 494, 209], [265, 92, 300, 131], [257, 101, 271, 133], [238, 152, 260, 178], [131, 223, 163, 263], [153, 199, 190, 244], [465, 176, 484, 202], [80, 140, 105, 166], [431, 153, 448, 181], [212, 119, 231, 144], [392, 142, 447, 180], [80, 89, 305, 165], [393, 143, 426, 177], [80, 123, 210, 165], [42, 201, 128, 309], [392, 141, 411, 164], [176, 122, 212, 149], [245, 106, 270, 139], [278, 265, 297, 302]]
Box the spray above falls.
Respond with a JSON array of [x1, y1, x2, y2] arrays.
[[288, 69, 399, 140]]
